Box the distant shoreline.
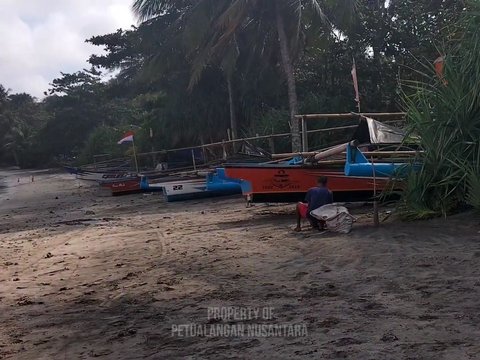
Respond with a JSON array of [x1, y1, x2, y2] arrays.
[[0, 168, 63, 201]]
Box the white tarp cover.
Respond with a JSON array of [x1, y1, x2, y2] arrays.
[[310, 204, 356, 234], [365, 117, 406, 144], [351, 117, 407, 144]]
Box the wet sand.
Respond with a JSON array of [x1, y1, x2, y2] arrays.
[[1, 170, 480, 359]]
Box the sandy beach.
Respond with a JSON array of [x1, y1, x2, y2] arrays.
[[1, 169, 480, 359]]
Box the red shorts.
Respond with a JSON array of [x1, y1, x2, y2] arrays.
[[298, 202, 309, 219]]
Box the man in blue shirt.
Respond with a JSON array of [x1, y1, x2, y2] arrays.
[[294, 176, 333, 231]]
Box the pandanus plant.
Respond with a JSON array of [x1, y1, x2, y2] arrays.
[[400, 1, 480, 219]]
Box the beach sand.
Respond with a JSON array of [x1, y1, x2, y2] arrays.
[[1, 170, 480, 359]]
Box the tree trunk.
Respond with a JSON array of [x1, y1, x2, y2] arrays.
[[12, 149, 20, 167], [227, 75, 237, 142], [275, 3, 301, 152]]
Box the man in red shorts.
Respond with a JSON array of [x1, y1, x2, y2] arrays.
[[294, 176, 333, 231]]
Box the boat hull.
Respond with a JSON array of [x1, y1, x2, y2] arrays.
[[162, 178, 241, 202], [142, 168, 242, 202], [76, 170, 137, 182], [100, 178, 143, 195], [224, 164, 393, 203]]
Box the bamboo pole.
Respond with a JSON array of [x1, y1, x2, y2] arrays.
[[295, 112, 406, 120], [362, 150, 423, 157], [132, 137, 139, 174], [133, 125, 361, 158], [89, 113, 407, 163], [271, 150, 423, 160], [271, 152, 317, 159], [301, 116, 308, 152], [314, 140, 359, 161]]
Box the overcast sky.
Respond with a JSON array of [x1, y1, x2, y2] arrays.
[[0, 0, 136, 98]]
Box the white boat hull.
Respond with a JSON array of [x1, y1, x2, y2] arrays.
[[75, 171, 136, 182]]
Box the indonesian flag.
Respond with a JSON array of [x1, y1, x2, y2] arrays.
[[351, 58, 360, 104], [117, 131, 134, 144]]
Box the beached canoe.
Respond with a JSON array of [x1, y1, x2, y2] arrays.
[[64, 166, 137, 182]]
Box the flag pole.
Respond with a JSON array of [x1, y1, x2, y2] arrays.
[[352, 57, 361, 113], [132, 137, 139, 174]]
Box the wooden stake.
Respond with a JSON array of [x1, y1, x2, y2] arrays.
[[268, 136, 275, 154], [301, 116, 308, 152], [191, 149, 197, 170], [371, 156, 379, 227]]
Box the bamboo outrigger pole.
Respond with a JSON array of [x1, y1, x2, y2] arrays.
[[294, 112, 406, 120], [271, 150, 423, 160]]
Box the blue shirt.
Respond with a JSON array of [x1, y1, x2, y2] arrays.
[[305, 186, 333, 212]]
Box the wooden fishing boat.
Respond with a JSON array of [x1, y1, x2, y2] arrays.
[[99, 170, 195, 196], [99, 177, 143, 195], [224, 146, 420, 204], [223, 117, 418, 204], [64, 165, 137, 182], [141, 168, 242, 202], [224, 163, 392, 203]]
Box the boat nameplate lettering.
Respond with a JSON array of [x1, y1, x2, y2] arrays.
[[262, 170, 300, 191]]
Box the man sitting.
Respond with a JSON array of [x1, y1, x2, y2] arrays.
[[294, 176, 333, 231]]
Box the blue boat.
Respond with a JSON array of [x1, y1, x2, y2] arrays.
[[140, 168, 242, 202]]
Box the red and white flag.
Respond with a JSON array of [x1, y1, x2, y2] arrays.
[[351, 58, 360, 104], [117, 131, 134, 144]]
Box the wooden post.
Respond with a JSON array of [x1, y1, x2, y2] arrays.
[[301, 116, 308, 152], [191, 149, 197, 170], [201, 145, 208, 165], [222, 140, 227, 160], [268, 136, 275, 154], [371, 156, 379, 227]]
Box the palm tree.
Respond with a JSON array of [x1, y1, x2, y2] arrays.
[[132, 0, 356, 151]]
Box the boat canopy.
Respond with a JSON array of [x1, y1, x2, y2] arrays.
[[352, 117, 406, 144]]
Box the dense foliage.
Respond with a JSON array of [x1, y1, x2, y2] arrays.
[[400, 1, 480, 219], [0, 0, 466, 168]]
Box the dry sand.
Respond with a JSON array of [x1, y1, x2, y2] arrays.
[[1, 170, 480, 359]]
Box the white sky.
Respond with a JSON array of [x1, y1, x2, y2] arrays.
[[0, 0, 136, 98]]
